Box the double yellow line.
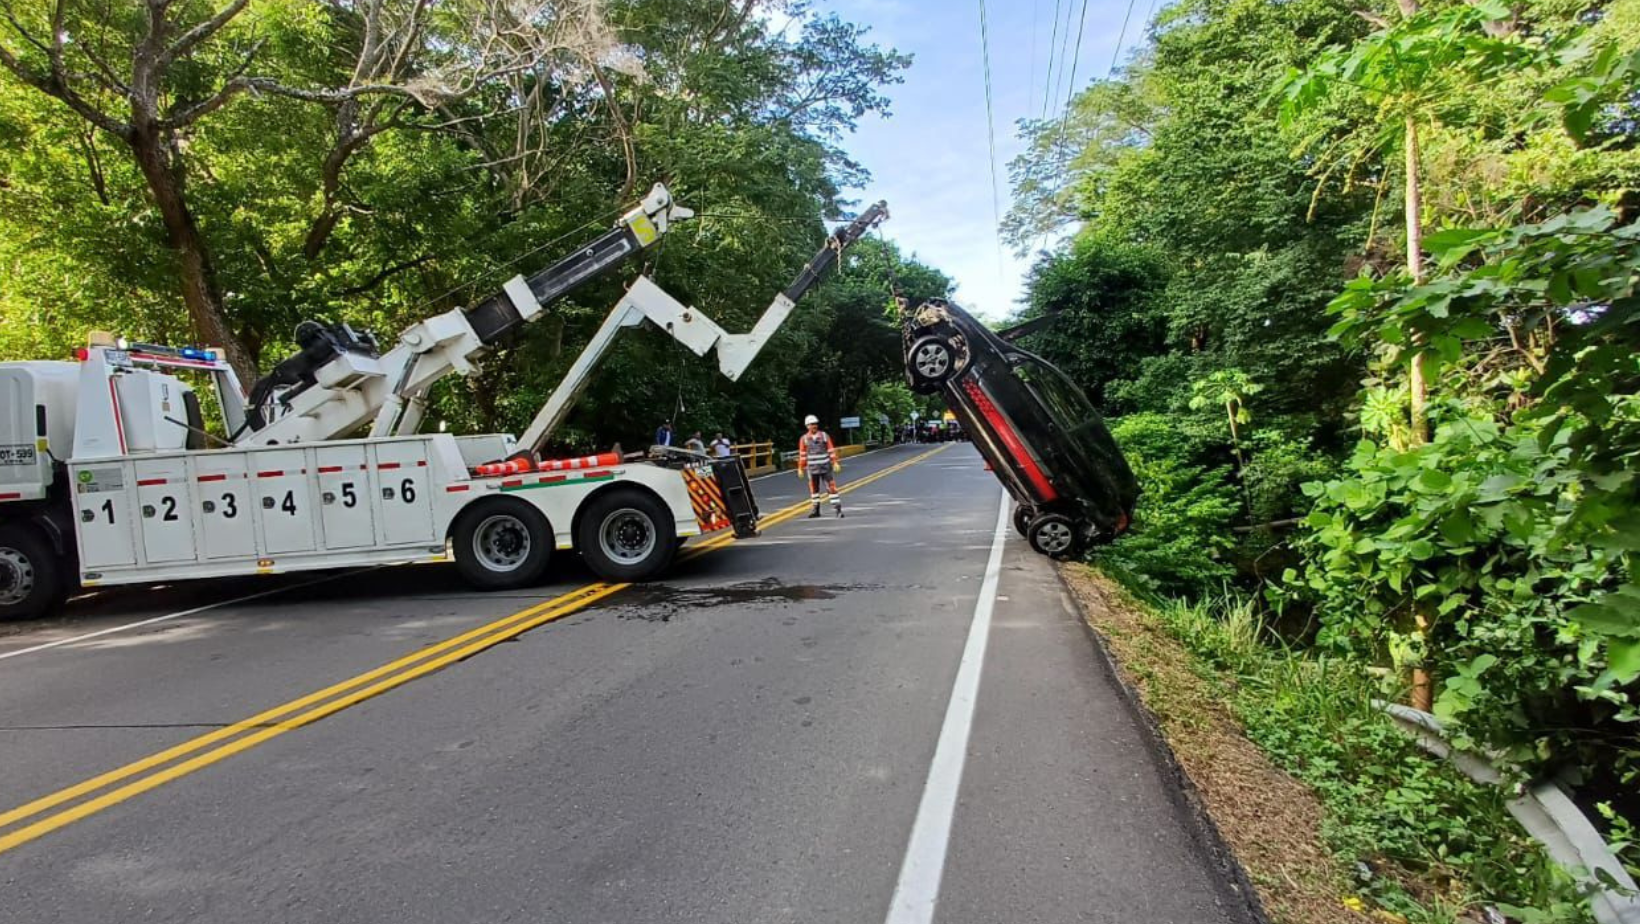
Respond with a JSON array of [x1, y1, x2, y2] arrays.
[[0, 444, 946, 856]]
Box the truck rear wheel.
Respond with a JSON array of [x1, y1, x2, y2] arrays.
[[451, 499, 553, 591], [0, 523, 64, 621], [577, 488, 676, 582]]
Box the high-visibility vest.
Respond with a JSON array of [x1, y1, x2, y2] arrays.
[[800, 431, 836, 470]]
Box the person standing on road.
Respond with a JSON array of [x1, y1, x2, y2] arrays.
[[711, 432, 733, 458], [797, 414, 843, 519]]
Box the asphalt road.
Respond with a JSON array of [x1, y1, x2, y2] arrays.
[[0, 444, 1256, 924]]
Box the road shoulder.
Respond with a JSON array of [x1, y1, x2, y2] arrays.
[[1060, 564, 1367, 924], [936, 532, 1263, 924]]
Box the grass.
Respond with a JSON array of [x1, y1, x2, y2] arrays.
[[1061, 565, 1593, 924]]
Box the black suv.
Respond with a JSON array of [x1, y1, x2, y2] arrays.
[[901, 298, 1138, 559]]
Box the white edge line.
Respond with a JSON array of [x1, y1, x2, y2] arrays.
[[0, 568, 372, 663], [883, 490, 1011, 924]]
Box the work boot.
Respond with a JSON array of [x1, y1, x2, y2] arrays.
[[835, 506, 845, 519], [808, 505, 822, 519]]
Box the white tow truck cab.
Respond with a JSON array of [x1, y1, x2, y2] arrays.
[[0, 188, 888, 620]]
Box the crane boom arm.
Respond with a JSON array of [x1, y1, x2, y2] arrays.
[[518, 202, 889, 454], [236, 185, 691, 447]]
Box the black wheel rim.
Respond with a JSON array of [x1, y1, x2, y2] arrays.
[[472, 515, 531, 572]]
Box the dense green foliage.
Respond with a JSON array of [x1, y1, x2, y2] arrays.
[[1009, 0, 1640, 915], [1153, 593, 1589, 922], [0, 0, 936, 451]]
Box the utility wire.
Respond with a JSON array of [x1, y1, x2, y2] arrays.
[[1039, 0, 1065, 120], [978, 0, 1006, 277], [1106, 0, 1141, 79], [1061, 0, 1093, 118], [1051, 0, 1078, 120]]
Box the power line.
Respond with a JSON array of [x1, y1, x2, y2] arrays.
[[1061, 0, 1093, 115], [1038, 0, 1064, 120], [1107, 0, 1141, 78], [978, 0, 1006, 277], [1032, 0, 1093, 258], [1042, 0, 1094, 186], [1051, 0, 1078, 119]]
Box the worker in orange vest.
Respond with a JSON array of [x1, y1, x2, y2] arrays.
[[797, 414, 843, 518]]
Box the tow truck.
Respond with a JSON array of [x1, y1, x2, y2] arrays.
[[0, 186, 888, 619]]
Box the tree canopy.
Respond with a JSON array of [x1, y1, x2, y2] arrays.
[[0, 0, 931, 449], [1008, 0, 1639, 915]]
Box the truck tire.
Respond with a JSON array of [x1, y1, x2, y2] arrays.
[[907, 335, 957, 393], [0, 523, 65, 621], [577, 488, 676, 582], [451, 499, 553, 591], [1027, 513, 1081, 560]]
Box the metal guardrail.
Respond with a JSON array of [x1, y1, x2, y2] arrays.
[[731, 441, 776, 471], [777, 443, 878, 467], [1378, 702, 1640, 924]]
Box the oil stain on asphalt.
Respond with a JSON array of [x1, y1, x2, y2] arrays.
[[603, 578, 880, 623]]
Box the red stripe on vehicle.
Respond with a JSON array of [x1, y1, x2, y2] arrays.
[[0, 492, 21, 501], [378, 462, 401, 470], [961, 378, 1058, 502], [501, 479, 523, 488], [107, 379, 127, 455], [446, 484, 470, 493], [416, 460, 427, 467], [538, 474, 567, 484], [256, 470, 283, 478], [136, 478, 167, 487], [316, 466, 344, 474], [197, 473, 227, 483]]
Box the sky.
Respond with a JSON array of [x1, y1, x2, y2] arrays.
[[812, 0, 1155, 322]]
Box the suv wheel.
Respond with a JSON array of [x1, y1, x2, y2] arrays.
[[1027, 513, 1080, 560], [907, 335, 957, 393], [1012, 504, 1034, 539]]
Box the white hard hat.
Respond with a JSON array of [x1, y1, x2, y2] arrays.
[[804, 415, 820, 426]]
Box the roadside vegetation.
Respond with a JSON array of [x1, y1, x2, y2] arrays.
[[6, 0, 1638, 918], [0, 0, 936, 450], [1009, 0, 1640, 919]]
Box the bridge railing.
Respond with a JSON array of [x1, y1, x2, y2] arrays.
[[732, 441, 777, 475]]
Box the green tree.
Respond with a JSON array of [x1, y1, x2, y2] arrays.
[[1, 0, 917, 454], [0, 0, 618, 381], [1277, 0, 1547, 450]]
